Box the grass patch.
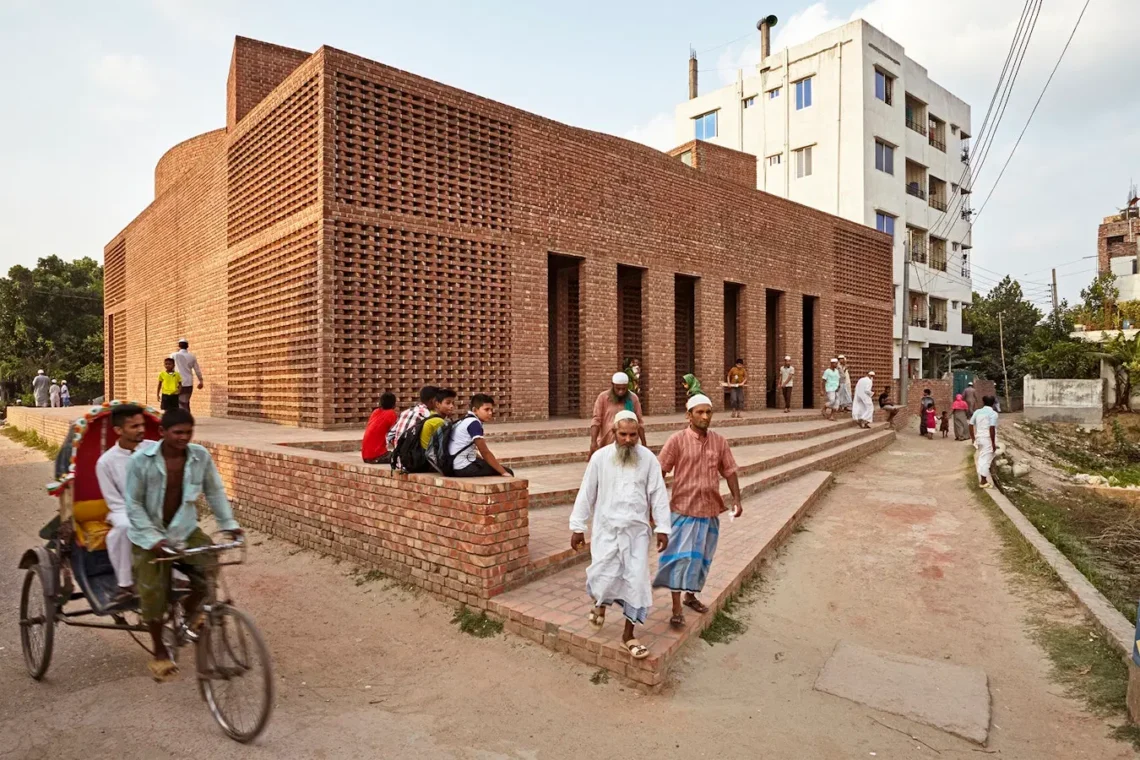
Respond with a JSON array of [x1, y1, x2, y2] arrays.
[[968, 457, 1138, 751], [589, 668, 609, 685], [699, 574, 764, 646], [451, 606, 503, 638], [353, 569, 386, 587], [0, 425, 60, 459]]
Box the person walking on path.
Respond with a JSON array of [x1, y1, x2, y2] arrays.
[[156, 358, 182, 412], [952, 394, 970, 441], [851, 370, 876, 429], [569, 411, 671, 660], [170, 339, 204, 411], [725, 359, 747, 418], [653, 394, 742, 627], [590, 372, 647, 455], [821, 359, 841, 421], [779, 356, 795, 413], [970, 395, 999, 488], [919, 388, 935, 439], [49, 379, 61, 408], [836, 355, 852, 411], [60, 381, 70, 407], [963, 381, 979, 415], [32, 370, 50, 407]]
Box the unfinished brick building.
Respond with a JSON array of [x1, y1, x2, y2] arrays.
[[103, 36, 894, 428]]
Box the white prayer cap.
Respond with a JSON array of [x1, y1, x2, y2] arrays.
[[968, 381, 974, 386], [614, 410, 638, 424], [177, 337, 188, 344], [838, 354, 846, 359], [829, 358, 838, 363], [784, 355, 791, 361], [867, 370, 875, 376], [612, 372, 629, 385], [686, 394, 712, 411], [36, 369, 44, 374]]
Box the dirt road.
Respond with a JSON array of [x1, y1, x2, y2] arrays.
[[0, 431, 1130, 758]]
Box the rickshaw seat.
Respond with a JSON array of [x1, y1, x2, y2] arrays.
[[70, 545, 119, 615], [73, 498, 110, 551]]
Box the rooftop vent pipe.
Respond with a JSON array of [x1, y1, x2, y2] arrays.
[[757, 14, 778, 61], [688, 48, 698, 99]]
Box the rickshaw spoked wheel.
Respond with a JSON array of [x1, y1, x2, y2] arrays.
[[196, 605, 274, 743], [19, 565, 56, 680]]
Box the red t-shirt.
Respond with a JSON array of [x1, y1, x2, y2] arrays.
[[362, 408, 398, 460]]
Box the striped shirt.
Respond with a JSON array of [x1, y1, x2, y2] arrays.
[[658, 427, 738, 518], [388, 403, 429, 450]]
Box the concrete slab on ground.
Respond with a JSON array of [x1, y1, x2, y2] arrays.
[[814, 640, 992, 745]]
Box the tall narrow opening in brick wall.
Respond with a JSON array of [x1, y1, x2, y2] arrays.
[[765, 289, 784, 408], [723, 282, 743, 409], [674, 275, 697, 412], [617, 264, 645, 388], [106, 313, 116, 399], [548, 254, 583, 417], [802, 295, 818, 408]]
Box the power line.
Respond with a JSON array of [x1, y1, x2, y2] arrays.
[[695, 31, 754, 56], [972, 0, 1091, 225]]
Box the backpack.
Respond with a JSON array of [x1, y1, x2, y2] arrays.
[[425, 417, 477, 476], [392, 416, 433, 473]]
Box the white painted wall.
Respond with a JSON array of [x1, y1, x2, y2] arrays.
[[1023, 375, 1105, 428], [675, 19, 974, 378]]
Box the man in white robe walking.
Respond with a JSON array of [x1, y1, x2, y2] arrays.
[[569, 410, 671, 660], [851, 370, 876, 429]]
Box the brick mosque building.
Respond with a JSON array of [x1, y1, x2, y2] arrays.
[[103, 36, 894, 428]]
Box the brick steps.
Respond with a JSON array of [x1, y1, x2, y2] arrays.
[[521, 423, 888, 508], [489, 469, 839, 689], [517, 427, 896, 585], [486, 410, 829, 443], [496, 418, 856, 468]]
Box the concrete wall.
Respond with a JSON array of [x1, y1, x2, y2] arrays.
[[1023, 375, 1105, 428]]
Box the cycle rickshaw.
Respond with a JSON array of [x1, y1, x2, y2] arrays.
[[16, 400, 274, 743]]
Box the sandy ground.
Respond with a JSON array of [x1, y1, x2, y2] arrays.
[[0, 431, 1132, 759]]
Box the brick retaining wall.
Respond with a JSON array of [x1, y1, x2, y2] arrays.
[[892, 378, 997, 415], [5, 407, 74, 445]]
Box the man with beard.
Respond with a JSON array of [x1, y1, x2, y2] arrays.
[[570, 411, 671, 660], [589, 372, 647, 456], [653, 394, 741, 626]]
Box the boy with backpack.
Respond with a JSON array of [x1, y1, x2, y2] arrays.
[[449, 394, 513, 477], [392, 387, 455, 474]]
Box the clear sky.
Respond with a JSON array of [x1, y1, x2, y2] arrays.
[[1, 0, 1134, 309]]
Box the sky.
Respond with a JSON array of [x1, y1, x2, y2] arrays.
[[0, 0, 1134, 310]]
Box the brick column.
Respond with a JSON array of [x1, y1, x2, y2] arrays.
[[645, 270, 675, 415], [783, 292, 804, 410], [695, 278, 725, 411], [745, 286, 765, 411], [580, 258, 617, 415]]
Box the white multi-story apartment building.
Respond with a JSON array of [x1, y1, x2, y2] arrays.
[[674, 19, 974, 378]]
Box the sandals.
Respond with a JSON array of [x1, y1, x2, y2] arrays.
[[147, 658, 180, 683], [588, 610, 605, 629], [669, 613, 686, 628], [622, 638, 650, 660], [683, 596, 709, 614]]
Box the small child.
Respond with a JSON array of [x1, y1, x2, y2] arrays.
[[923, 404, 938, 440], [940, 410, 950, 438], [156, 357, 182, 412]]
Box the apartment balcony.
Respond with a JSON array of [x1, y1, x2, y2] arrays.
[[929, 321, 946, 332], [906, 183, 926, 200], [909, 316, 928, 328], [906, 118, 927, 136], [911, 247, 928, 264], [929, 134, 946, 152], [929, 197, 948, 212]]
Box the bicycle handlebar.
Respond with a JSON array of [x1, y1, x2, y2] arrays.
[[151, 534, 245, 563]]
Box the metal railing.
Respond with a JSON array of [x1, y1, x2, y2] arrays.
[[909, 316, 928, 328], [910, 246, 928, 264], [906, 183, 926, 200], [929, 321, 946, 332], [906, 118, 927, 136], [929, 134, 946, 152], [929, 196, 947, 211]]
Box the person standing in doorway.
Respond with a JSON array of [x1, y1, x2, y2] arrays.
[[32, 370, 50, 407], [60, 381, 70, 407], [624, 358, 642, 396], [653, 394, 742, 627], [49, 379, 61, 408], [589, 372, 647, 456], [963, 381, 979, 415], [725, 359, 747, 418], [570, 411, 671, 660], [170, 339, 204, 412], [821, 359, 841, 421], [836, 355, 852, 412], [779, 356, 795, 413], [681, 373, 703, 399]]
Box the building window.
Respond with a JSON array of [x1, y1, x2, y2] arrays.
[[875, 212, 895, 236], [768, 87, 781, 99], [679, 150, 693, 166], [794, 146, 813, 178], [693, 110, 718, 140], [742, 96, 757, 109], [874, 70, 893, 105], [767, 154, 782, 166], [874, 140, 894, 174], [795, 77, 813, 110]]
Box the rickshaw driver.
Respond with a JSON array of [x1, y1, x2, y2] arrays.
[[125, 408, 243, 682]]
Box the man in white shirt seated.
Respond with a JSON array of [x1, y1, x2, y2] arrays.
[[448, 394, 513, 477], [95, 404, 151, 606]]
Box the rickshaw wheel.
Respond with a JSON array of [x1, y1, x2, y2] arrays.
[[19, 565, 56, 680], [197, 605, 274, 743]]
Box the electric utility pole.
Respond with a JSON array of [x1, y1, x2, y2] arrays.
[[998, 311, 1012, 412], [1052, 268, 1059, 315], [899, 240, 911, 405]]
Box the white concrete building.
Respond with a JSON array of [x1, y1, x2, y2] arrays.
[[674, 19, 974, 378]]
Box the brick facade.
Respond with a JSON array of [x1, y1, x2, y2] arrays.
[[1098, 210, 1139, 275], [105, 36, 894, 429]]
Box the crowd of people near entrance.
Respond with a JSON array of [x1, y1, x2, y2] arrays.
[[30, 370, 70, 408]]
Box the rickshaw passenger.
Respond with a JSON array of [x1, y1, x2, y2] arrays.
[[94, 403, 150, 605], [126, 407, 243, 682]]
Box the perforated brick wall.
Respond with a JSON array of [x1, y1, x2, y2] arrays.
[[104, 240, 126, 308], [833, 227, 895, 382]]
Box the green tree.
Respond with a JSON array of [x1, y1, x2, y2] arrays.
[[1090, 332, 1140, 411], [0, 256, 104, 407], [961, 276, 1043, 395]]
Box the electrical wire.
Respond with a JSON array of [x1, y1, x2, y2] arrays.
[[971, 0, 1091, 226]]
